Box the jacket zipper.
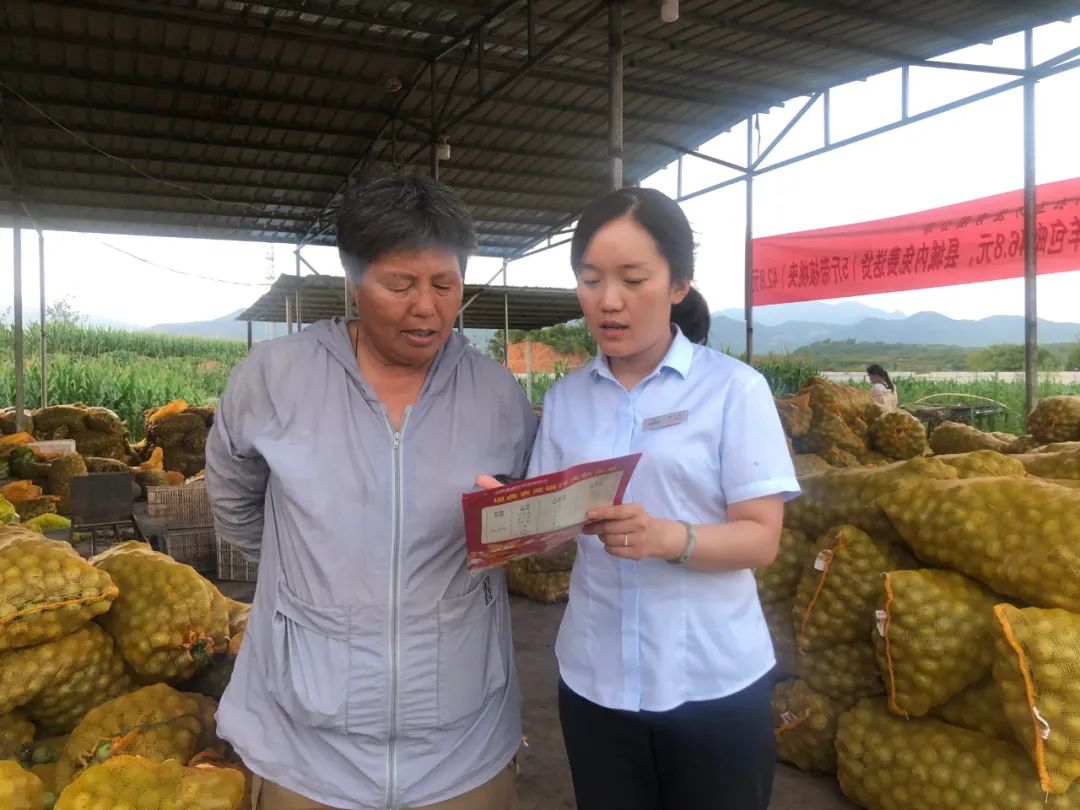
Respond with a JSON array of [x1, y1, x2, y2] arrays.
[[385, 407, 410, 810]]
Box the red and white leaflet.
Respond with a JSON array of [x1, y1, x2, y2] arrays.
[[462, 454, 642, 570]]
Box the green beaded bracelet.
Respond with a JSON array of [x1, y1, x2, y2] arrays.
[[668, 520, 697, 566]]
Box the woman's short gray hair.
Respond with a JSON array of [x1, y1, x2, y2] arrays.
[[336, 174, 477, 280]]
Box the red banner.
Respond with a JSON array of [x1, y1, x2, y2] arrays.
[[751, 177, 1080, 306]]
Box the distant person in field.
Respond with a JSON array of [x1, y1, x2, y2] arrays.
[[867, 364, 898, 411]]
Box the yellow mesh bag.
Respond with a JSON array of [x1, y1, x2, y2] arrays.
[[0, 761, 43, 810], [772, 679, 849, 773], [0, 712, 33, 760], [55, 684, 214, 791], [930, 678, 1014, 742], [792, 454, 831, 477], [0, 624, 130, 732], [993, 604, 1080, 795], [55, 755, 245, 810], [0, 527, 118, 652], [794, 526, 912, 653], [935, 449, 1028, 478], [796, 380, 877, 461], [92, 542, 228, 681], [755, 529, 812, 605], [22, 625, 132, 736], [775, 393, 812, 438], [837, 698, 1080, 810], [762, 599, 797, 678], [505, 562, 570, 604], [1028, 396, 1080, 444], [797, 642, 882, 702], [880, 477, 1080, 611], [1020, 448, 1080, 480], [873, 570, 1001, 717], [868, 411, 928, 460], [783, 458, 957, 541], [929, 420, 1009, 454], [225, 599, 250, 638], [46, 455, 88, 516], [1005, 434, 1043, 454]]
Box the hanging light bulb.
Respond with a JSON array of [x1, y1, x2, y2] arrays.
[[661, 0, 679, 23], [436, 137, 451, 161]]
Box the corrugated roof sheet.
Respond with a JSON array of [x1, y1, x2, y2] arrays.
[[1, 0, 1076, 256]]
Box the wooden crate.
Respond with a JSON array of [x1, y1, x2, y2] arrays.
[[147, 483, 212, 529], [216, 538, 259, 582]]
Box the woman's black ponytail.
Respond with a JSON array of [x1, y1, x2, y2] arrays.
[[672, 286, 710, 345], [866, 363, 894, 391]]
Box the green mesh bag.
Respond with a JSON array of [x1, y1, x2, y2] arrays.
[[772, 679, 849, 773]]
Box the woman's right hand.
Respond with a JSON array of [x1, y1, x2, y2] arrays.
[[475, 475, 503, 490]]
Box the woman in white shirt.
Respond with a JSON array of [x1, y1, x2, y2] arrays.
[[867, 363, 899, 412], [524, 188, 799, 809]]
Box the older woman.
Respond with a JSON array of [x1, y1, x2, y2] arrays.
[[206, 175, 536, 810]]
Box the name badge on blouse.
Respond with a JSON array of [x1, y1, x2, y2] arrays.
[[642, 410, 688, 431]]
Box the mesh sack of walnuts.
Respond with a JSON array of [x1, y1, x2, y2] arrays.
[[0, 526, 118, 652], [775, 393, 812, 439], [868, 411, 928, 460], [784, 458, 957, 542], [1005, 435, 1043, 454], [0, 623, 130, 734], [1028, 396, 1080, 444], [0, 760, 43, 810], [794, 526, 913, 653], [935, 449, 1027, 479], [55, 684, 218, 791], [797, 641, 882, 702], [930, 677, 1014, 742], [929, 421, 1010, 454], [792, 454, 832, 477], [837, 698, 1080, 810], [994, 604, 1080, 795], [772, 679, 849, 773], [92, 542, 229, 681], [879, 477, 1080, 612], [55, 755, 245, 810], [755, 529, 812, 605], [762, 599, 798, 678], [873, 569, 1001, 717], [1020, 447, 1080, 481]]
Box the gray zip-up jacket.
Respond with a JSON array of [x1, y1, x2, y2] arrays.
[[205, 318, 536, 809]]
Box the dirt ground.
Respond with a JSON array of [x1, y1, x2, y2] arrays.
[[509, 597, 856, 810], [217, 582, 855, 809]]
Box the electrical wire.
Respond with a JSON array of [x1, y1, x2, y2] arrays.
[[100, 241, 271, 287]]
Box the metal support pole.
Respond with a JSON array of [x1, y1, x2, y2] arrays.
[[430, 60, 440, 182], [502, 259, 510, 368], [246, 320, 253, 351], [294, 247, 302, 330], [608, 0, 624, 191], [344, 275, 352, 318], [901, 66, 910, 120], [676, 156, 683, 199], [285, 296, 293, 335], [744, 118, 755, 364], [525, 335, 533, 404], [37, 229, 46, 408], [823, 89, 831, 147], [1023, 29, 1038, 414], [12, 222, 25, 429]]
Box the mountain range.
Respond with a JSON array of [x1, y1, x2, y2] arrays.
[[138, 304, 1080, 354]]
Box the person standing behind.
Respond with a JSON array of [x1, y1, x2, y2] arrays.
[[521, 188, 799, 810], [866, 363, 899, 412], [206, 175, 535, 810]]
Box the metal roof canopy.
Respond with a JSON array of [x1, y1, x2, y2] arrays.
[[1, 0, 1077, 258], [3, 1, 1079, 425], [237, 272, 582, 331]]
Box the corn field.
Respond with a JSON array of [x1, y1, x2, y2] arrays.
[[0, 322, 247, 362]]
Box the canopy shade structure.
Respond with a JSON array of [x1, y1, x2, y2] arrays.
[[236, 273, 582, 331], [1, 0, 1077, 259]]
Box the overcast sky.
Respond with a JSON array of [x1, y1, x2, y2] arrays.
[[1, 19, 1078, 333]]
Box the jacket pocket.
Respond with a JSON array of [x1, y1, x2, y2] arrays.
[[268, 581, 351, 731], [437, 574, 508, 726]]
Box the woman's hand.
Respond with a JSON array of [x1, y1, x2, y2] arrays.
[[475, 475, 503, 490], [584, 504, 686, 562]]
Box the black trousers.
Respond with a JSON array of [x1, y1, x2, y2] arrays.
[[558, 675, 776, 810]]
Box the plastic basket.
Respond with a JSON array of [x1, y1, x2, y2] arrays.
[[216, 538, 258, 582], [146, 483, 212, 529], [165, 528, 217, 573]]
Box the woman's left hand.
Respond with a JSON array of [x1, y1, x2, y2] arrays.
[[584, 504, 685, 562]]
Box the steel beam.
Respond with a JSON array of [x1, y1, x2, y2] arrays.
[[1023, 30, 1038, 414], [744, 119, 754, 364], [12, 222, 25, 429], [38, 229, 46, 408], [610, 0, 625, 190], [752, 93, 821, 170]]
